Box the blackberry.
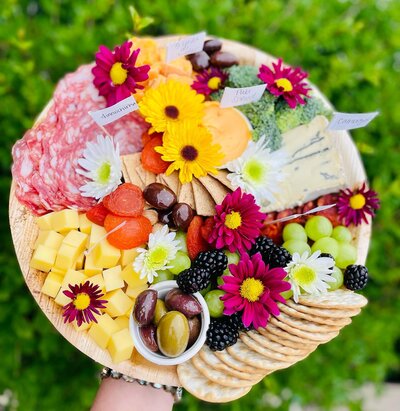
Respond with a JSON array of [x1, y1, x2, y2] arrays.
[[176, 267, 211, 294], [194, 250, 228, 276], [344, 265, 368, 291], [226, 312, 252, 332], [267, 246, 292, 268], [206, 318, 239, 351], [249, 236, 275, 258]]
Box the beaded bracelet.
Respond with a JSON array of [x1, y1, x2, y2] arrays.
[[100, 367, 183, 403]]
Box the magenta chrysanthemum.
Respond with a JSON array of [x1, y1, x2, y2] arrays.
[[92, 41, 150, 106], [337, 183, 380, 226], [258, 59, 311, 109], [62, 281, 107, 326], [191, 67, 228, 95], [219, 253, 291, 329], [208, 188, 266, 253]]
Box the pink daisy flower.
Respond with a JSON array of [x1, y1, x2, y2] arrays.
[[337, 183, 380, 226], [62, 281, 107, 326], [208, 188, 266, 253], [92, 41, 150, 106], [219, 253, 291, 329], [191, 67, 228, 95], [258, 59, 311, 109]]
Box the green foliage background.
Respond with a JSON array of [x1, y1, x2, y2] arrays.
[[0, 0, 399, 409]]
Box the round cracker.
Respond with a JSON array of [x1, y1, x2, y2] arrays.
[[263, 328, 319, 350], [246, 330, 311, 356], [240, 333, 307, 363], [286, 299, 361, 318], [279, 302, 353, 326], [227, 340, 292, 371], [297, 289, 368, 309], [177, 360, 251, 403], [192, 355, 259, 388], [275, 312, 344, 333], [199, 347, 264, 381], [259, 323, 319, 346], [214, 349, 265, 373], [269, 317, 339, 342]]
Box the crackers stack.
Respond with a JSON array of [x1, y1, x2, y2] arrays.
[[177, 289, 367, 403]]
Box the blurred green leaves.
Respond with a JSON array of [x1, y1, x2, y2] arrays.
[[1, 1, 399, 410]]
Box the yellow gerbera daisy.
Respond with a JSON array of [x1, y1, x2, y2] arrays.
[[155, 122, 224, 184], [138, 79, 205, 133]]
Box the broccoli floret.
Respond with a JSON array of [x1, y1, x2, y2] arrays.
[[299, 96, 331, 124], [225, 65, 263, 88]]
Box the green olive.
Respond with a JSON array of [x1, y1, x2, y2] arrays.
[[153, 299, 168, 326], [156, 311, 189, 357]]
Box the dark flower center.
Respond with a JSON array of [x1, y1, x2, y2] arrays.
[[181, 145, 198, 161], [164, 105, 179, 119]]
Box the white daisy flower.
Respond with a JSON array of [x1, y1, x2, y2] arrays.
[[285, 250, 336, 303], [77, 135, 122, 200], [224, 136, 288, 207], [133, 225, 181, 284]]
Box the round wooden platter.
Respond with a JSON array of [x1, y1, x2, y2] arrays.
[[9, 36, 371, 386]]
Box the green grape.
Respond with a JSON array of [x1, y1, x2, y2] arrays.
[[199, 283, 212, 296], [281, 288, 293, 300], [169, 251, 191, 275], [205, 290, 225, 318], [222, 251, 239, 275], [311, 237, 339, 259], [328, 266, 344, 291], [152, 270, 174, 284], [282, 240, 311, 256], [282, 223, 307, 242], [217, 275, 225, 286], [305, 216, 333, 241], [174, 231, 188, 254], [331, 226, 352, 243], [335, 243, 357, 269]]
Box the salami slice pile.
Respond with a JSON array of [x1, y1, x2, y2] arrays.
[[11, 64, 148, 215]]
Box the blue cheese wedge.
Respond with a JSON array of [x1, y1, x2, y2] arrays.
[[264, 115, 346, 212]]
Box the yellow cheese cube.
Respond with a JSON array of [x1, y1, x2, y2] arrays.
[[114, 316, 129, 330], [90, 223, 107, 248], [125, 284, 148, 299], [36, 214, 53, 230], [125, 303, 134, 318], [34, 230, 64, 251], [73, 321, 92, 332], [41, 272, 63, 298], [88, 273, 106, 294], [103, 266, 124, 292], [75, 252, 85, 270], [108, 328, 134, 363], [63, 230, 88, 254], [30, 245, 57, 272], [93, 240, 120, 269], [84, 252, 102, 277], [104, 289, 133, 317], [54, 288, 71, 306], [79, 213, 92, 235], [54, 269, 88, 306], [121, 265, 147, 288], [50, 209, 80, 232], [50, 267, 66, 276], [120, 248, 140, 267], [54, 244, 80, 271], [88, 313, 119, 349]]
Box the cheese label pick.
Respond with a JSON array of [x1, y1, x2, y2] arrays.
[[166, 32, 206, 63], [89, 96, 138, 126], [220, 84, 267, 108], [327, 111, 379, 131]]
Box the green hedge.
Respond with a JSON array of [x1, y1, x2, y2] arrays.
[[1, 1, 399, 410]]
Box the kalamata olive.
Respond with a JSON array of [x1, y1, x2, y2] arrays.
[[203, 39, 222, 55], [157, 311, 189, 357], [210, 51, 238, 68], [157, 209, 175, 228], [188, 51, 210, 71], [134, 289, 157, 326], [171, 203, 194, 231], [165, 289, 202, 318], [187, 316, 201, 348], [153, 299, 168, 326], [143, 183, 177, 210], [139, 324, 159, 352]]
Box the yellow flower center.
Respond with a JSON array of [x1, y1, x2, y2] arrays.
[[110, 62, 128, 85], [148, 246, 169, 266], [275, 78, 293, 92], [240, 278, 264, 302], [349, 193, 366, 210], [224, 211, 242, 230], [97, 162, 111, 184], [73, 293, 91, 311], [207, 76, 222, 90], [292, 265, 316, 287], [243, 159, 266, 184]]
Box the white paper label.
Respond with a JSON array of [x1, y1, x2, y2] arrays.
[[89, 96, 138, 126], [166, 32, 206, 63], [220, 84, 267, 108], [327, 111, 379, 131]]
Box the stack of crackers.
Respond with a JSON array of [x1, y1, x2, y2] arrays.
[[177, 290, 367, 403]]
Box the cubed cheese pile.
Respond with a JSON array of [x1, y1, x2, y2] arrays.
[[29, 209, 148, 363]]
